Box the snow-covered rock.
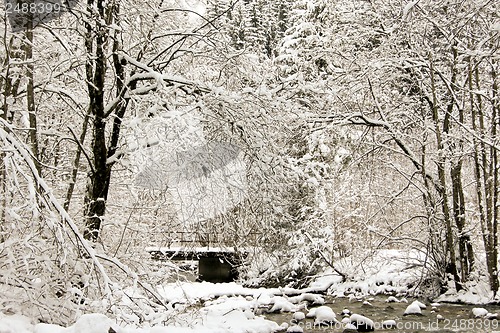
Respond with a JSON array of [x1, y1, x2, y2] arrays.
[[413, 300, 426, 309], [472, 308, 498, 320], [344, 323, 357, 330], [404, 301, 423, 316], [257, 293, 273, 305], [350, 314, 374, 332], [385, 296, 399, 303], [382, 319, 397, 329], [292, 311, 305, 322], [268, 296, 298, 313], [472, 307, 489, 318], [306, 308, 316, 318], [289, 293, 325, 305], [280, 322, 289, 330], [313, 306, 337, 325], [286, 325, 304, 333], [341, 308, 352, 316], [486, 312, 498, 320], [471, 308, 497, 319]]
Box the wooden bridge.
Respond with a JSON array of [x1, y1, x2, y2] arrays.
[[146, 246, 247, 283], [146, 231, 256, 283]]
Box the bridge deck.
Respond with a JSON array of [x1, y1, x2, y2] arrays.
[[146, 246, 246, 261], [146, 246, 249, 282]]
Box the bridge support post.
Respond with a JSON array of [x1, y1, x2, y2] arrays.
[[198, 257, 238, 283]]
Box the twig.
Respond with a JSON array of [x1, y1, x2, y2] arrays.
[[68, 125, 95, 174], [302, 230, 347, 282]]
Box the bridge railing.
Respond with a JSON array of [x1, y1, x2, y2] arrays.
[[148, 230, 263, 249]]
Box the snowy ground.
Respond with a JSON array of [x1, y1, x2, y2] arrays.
[[1, 249, 498, 333]]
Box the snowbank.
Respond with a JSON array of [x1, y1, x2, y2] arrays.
[[1, 311, 280, 333], [435, 278, 499, 304], [310, 249, 424, 297], [3, 248, 499, 333]]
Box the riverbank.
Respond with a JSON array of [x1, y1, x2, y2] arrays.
[[1, 249, 499, 333]]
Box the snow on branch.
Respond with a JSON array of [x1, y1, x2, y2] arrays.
[[103, 53, 210, 116], [0, 119, 114, 297], [0, 119, 172, 310], [122, 52, 210, 89]]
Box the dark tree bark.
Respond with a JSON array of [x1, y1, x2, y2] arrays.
[[83, 0, 112, 241], [446, 45, 473, 282], [80, 0, 210, 241], [470, 61, 499, 296], [1, 36, 24, 232], [428, 54, 461, 291], [25, 17, 41, 178]]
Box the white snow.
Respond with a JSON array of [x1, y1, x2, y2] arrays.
[[34, 324, 66, 333], [486, 313, 498, 320], [404, 301, 423, 315], [306, 308, 316, 318], [341, 308, 351, 316], [413, 300, 426, 309], [313, 306, 336, 325], [472, 307, 489, 318], [312, 249, 425, 298], [382, 319, 397, 328], [9, 309, 281, 333], [385, 296, 400, 303], [292, 311, 305, 322], [435, 277, 497, 304], [69, 314, 118, 333], [286, 324, 304, 333], [288, 293, 324, 305], [268, 296, 298, 313], [344, 323, 357, 329], [4, 248, 500, 333], [0, 314, 32, 333], [350, 314, 374, 330], [145, 246, 240, 254]]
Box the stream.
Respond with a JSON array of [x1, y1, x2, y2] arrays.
[[264, 295, 500, 332]]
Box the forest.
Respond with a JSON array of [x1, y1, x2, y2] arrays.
[[0, 0, 499, 332]]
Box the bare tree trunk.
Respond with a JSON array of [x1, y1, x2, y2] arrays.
[[447, 45, 473, 281], [489, 57, 499, 295], [83, 0, 110, 242], [24, 19, 41, 177], [64, 109, 91, 211], [470, 61, 499, 296], [429, 53, 461, 291], [82, 0, 126, 242], [1, 35, 23, 238], [451, 161, 473, 281]]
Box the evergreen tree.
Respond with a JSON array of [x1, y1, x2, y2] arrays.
[[205, 0, 294, 56]]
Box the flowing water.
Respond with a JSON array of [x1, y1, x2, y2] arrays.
[[264, 295, 500, 333]]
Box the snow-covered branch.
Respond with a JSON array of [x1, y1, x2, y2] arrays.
[[0, 119, 113, 296]]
